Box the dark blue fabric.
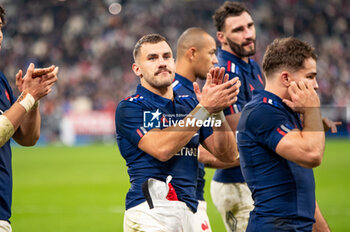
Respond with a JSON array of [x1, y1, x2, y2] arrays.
[[0, 71, 16, 221], [237, 90, 315, 231], [115, 84, 213, 212], [173, 73, 205, 201], [213, 48, 264, 183]]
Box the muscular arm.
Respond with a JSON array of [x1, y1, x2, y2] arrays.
[[313, 201, 331, 232], [198, 145, 239, 168], [201, 116, 238, 163], [12, 105, 40, 146], [275, 108, 325, 168], [275, 81, 325, 168]]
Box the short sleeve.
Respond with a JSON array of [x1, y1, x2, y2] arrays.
[[223, 72, 247, 116], [115, 101, 153, 146], [248, 105, 297, 151]]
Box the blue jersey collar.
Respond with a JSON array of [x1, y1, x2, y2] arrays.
[[217, 47, 253, 73], [136, 84, 175, 107], [253, 90, 296, 114], [174, 73, 194, 93]]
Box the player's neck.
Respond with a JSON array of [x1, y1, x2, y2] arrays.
[[176, 63, 196, 83], [222, 46, 249, 63], [265, 81, 288, 100]]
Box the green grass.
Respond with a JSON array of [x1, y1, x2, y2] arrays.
[[10, 139, 350, 231]]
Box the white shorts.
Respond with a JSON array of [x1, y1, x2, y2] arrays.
[[0, 221, 11, 232], [193, 200, 212, 232], [210, 181, 254, 232], [124, 200, 195, 232]]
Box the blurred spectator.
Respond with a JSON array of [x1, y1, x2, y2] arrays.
[[0, 0, 348, 143]]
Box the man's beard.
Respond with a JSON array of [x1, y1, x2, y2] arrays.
[[227, 37, 256, 58]]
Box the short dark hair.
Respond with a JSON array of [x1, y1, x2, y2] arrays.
[[0, 5, 5, 25], [262, 37, 317, 78], [133, 34, 170, 61], [212, 1, 251, 32]]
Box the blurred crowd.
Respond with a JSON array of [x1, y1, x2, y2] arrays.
[[0, 0, 348, 143]]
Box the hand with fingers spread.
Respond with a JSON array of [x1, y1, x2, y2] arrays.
[[322, 117, 342, 133], [18, 63, 58, 101], [282, 81, 320, 113], [196, 67, 240, 114]]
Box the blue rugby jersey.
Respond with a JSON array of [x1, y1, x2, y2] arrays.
[[115, 84, 213, 212], [237, 90, 315, 231], [0, 72, 16, 221], [213, 47, 265, 183], [173, 73, 206, 201]]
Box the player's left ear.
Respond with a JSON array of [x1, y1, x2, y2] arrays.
[[132, 63, 142, 77]]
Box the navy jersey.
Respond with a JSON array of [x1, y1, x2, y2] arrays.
[[0, 72, 16, 221], [173, 73, 205, 201], [213, 47, 264, 183], [237, 90, 315, 231], [115, 84, 213, 212]]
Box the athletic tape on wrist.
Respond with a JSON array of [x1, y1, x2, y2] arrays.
[[191, 103, 210, 122], [211, 111, 226, 123], [17, 92, 35, 112], [0, 115, 15, 147]]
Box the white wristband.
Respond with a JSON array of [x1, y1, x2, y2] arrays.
[[17, 92, 35, 112], [191, 103, 210, 121], [211, 111, 226, 123]]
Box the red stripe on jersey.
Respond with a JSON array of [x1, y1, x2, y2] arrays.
[[136, 129, 143, 138], [277, 128, 286, 136], [258, 74, 264, 85], [227, 60, 231, 72], [124, 96, 131, 100], [263, 97, 267, 103], [135, 94, 139, 98], [249, 84, 255, 91], [230, 105, 235, 114]]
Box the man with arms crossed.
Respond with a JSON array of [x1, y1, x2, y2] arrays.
[[115, 34, 240, 231], [174, 27, 239, 232], [211, 2, 264, 231], [0, 6, 58, 232], [237, 37, 330, 231]]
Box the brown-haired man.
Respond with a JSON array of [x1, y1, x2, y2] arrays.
[[237, 37, 331, 231], [115, 33, 241, 231], [211, 2, 263, 231]]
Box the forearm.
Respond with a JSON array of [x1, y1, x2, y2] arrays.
[[301, 108, 325, 159], [210, 120, 237, 162], [13, 106, 40, 146], [313, 201, 331, 232], [198, 146, 239, 168]]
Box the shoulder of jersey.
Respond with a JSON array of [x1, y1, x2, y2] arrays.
[[123, 94, 145, 103]]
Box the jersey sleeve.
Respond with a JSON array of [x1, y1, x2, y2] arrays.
[[223, 72, 247, 116], [115, 100, 153, 147], [248, 105, 297, 151]]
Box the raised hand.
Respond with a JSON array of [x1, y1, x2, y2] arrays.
[[21, 63, 58, 101], [16, 64, 56, 93], [282, 81, 320, 113], [199, 67, 240, 114]]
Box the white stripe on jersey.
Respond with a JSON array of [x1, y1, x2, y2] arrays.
[[233, 104, 239, 113], [172, 80, 179, 88], [281, 125, 291, 133]]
